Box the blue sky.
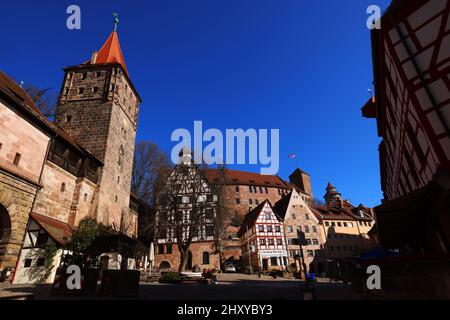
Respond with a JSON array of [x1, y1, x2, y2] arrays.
[[0, 0, 391, 206]]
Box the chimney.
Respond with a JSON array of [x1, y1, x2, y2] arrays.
[[90, 51, 98, 64]]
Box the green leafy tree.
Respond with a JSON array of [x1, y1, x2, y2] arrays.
[[65, 218, 107, 268]]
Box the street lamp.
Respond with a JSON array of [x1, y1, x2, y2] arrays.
[[246, 225, 254, 275], [297, 229, 308, 280]]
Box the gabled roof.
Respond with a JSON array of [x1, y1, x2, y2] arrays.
[[0, 72, 40, 114], [30, 213, 74, 246], [204, 169, 290, 189], [85, 31, 128, 76], [273, 191, 293, 220], [289, 168, 310, 177], [309, 200, 373, 222], [237, 200, 269, 236], [0, 71, 103, 166]]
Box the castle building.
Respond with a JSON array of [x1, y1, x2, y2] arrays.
[[273, 189, 323, 275], [0, 26, 141, 283], [238, 200, 288, 271], [273, 182, 375, 277], [309, 184, 375, 277], [204, 168, 313, 262]]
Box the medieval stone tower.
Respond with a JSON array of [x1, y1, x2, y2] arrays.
[[54, 28, 141, 232]]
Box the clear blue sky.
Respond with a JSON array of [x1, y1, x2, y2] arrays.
[[0, 0, 391, 206]]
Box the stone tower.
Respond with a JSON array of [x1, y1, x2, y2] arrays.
[[289, 168, 313, 197], [54, 29, 141, 231], [324, 182, 342, 205]]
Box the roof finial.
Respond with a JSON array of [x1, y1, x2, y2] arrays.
[[113, 13, 119, 32]]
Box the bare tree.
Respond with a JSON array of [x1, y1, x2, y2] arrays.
[[313, 197, 327, 207], [153, 153, 226, 272], [23, 85, 57, 119], [132, 141, 170, 205]]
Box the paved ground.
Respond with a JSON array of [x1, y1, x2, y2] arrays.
[[0, 273, 357, 300]]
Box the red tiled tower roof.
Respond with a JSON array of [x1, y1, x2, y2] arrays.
[[87, 31, 128, 76]]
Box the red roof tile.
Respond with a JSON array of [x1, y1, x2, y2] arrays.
[[30, 213, 74, 245], [204, 169, 290, 189], [87, 31, 128, 76], [0, 71, 41, 114]]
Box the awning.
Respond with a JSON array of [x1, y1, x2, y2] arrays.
[[30, 213, 74, 246]]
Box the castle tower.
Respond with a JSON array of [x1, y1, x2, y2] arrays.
[[324, 182, 342, 205], [289, 168, 313, 197], [54, 25, 141, 231]]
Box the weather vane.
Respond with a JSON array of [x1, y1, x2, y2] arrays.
[[113, 13, 119, 32]]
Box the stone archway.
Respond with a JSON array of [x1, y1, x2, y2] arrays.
[[0, 204, 11, 244], [159, 261, 171, 269]]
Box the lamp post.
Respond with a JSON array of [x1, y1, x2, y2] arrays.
[[246, 225, 253, 275], [297, 229, 308, 280]]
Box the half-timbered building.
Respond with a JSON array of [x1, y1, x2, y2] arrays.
[[361, 0, 450, 298], [154, 151, 220, 271], [238, 200, 288, 271], [362, 0, 450, 255]]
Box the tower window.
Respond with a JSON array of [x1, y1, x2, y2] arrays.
[[66, 115, 72, 123], [92, 87, 98, 93], [81, 72, 87, 80], [117, 176, 120, 183], [84, 193, 88, 201], [60, 183, 66, 192], [65, 88, 70, 94], [118, 145, 124, 167], [96, 71, 101, 77], [115, 195, 118, 202], [13, 153, 21, 166], [78, 88, 84, 94]]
